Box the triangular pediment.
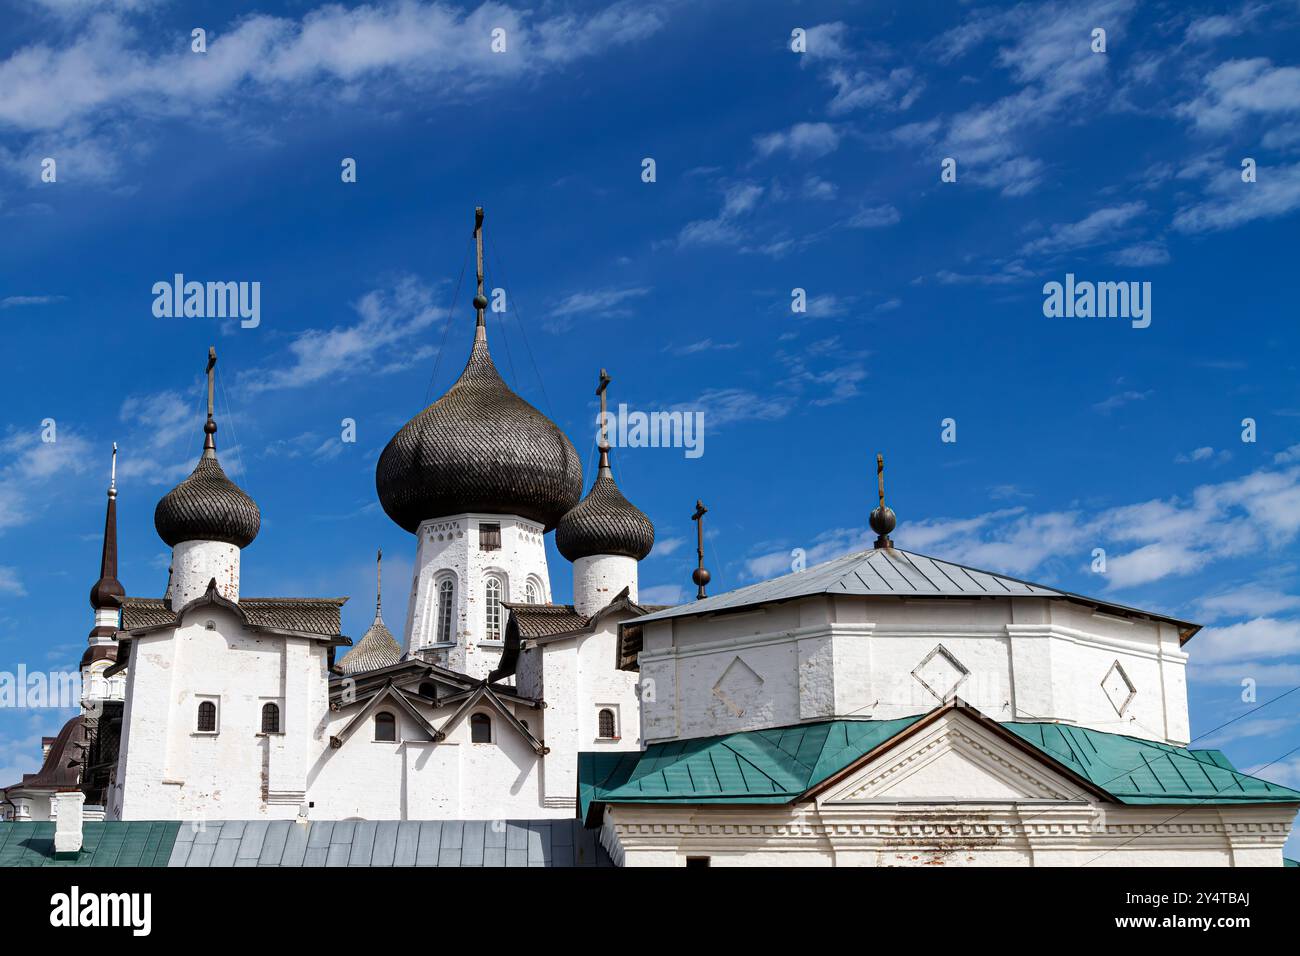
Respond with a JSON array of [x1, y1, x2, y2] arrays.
[[818, 709, 1093, 805]]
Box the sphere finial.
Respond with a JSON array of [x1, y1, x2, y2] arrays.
[[870, 453, 896, 549]]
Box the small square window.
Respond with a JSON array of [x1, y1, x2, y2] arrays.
[[479, 523, 501, 551], [686, 857, 711, 868]]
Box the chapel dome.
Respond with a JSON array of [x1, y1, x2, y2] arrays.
[[375, 327, 583, 534], [555, 457, 655, 562], [155, 421, 261, 548]]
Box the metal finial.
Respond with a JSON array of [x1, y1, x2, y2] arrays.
[[596, 368, 612, 472], [870, 453, 896, 549], [109, 442, 118, 497], [473, 206, 487, 328], [203, 347, 218, 457], [375, 548, 383, 617], [691, 499, 711, 599]]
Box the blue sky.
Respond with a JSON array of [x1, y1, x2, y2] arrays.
[[2, 0, 1299, 850]]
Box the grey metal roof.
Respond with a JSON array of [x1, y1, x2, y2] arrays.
[[165, 819, 611, 867], [633, 547, 1201, 635]]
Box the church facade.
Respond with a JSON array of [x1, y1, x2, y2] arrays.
[[2, 211, 1296, 866]]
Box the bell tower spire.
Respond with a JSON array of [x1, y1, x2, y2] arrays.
[[89, 443, 125, 632]]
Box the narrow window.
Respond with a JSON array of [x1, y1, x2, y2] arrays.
[[375, 711, 396, 742], [470, 713, 492, 743], [261, 702, 281, 734], [484, 576, 503, 640], [479, 523, 501, 551], [196, 700, 217, 733], [686, 857, 711, 868], [525, 581, 539, 604], [437, 579, 454, 643], [597, 708, 617, 739]]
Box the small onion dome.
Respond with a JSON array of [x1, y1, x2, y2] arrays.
[[376, 327, 583, 533], [155, 421, 261, 548], [555, 452, 655, 561], [339, 618, 402, 675]]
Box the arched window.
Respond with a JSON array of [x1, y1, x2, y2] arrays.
[[374, 711, 396, 742], [598, 708, 617, 739], [196, 700, 217, 733], [525, 580, 539, 604], [484, 576, 504, 640], [261, 702, 281, 734], [436, 579, 454, 643], [470, 713, 492, 743]]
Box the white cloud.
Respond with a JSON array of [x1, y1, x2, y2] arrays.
[[0, 427, 93, 533], [240, 276, 443, 390], [649, 537, 685, 559], [0, 1, 667, 175], [754, 122, 840, 160], [543, 286, 650, 333], [1173, 161, 1300, 234], [1092, 389, 1152, 414], [1178, 58, 1300, 132], [0, 295, 66, 308], [0, 566, 26, 597], [845, 204, 900, 228], [1193, 617, 1300, 664], [1021, 202, 1147, 256], [1109, 240, 1170, 267], [1197, 586, 1300, 621]]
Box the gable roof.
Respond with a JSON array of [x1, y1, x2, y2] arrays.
[[578, 702, 1300, 823], [330, 681, 443, 748], [437, 684, 547, 756]]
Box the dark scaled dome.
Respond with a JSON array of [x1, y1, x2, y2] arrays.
[[376, 326, 583, 533], [556, 453, 655, 561], [155, 421, 261, 548]]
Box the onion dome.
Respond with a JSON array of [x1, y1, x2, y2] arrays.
[[556, 448, 654, 561], [154, 348, 261, 549], [375, 208, 582, 533], [340, 549, 402, 675]]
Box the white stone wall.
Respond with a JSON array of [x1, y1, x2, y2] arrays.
[[167, 540, 241, 607], [308, 697, 550, 820], [403, 513, 551, 680], [114, 606, 328, 821], [529, 621, 643, 811], [572, 554, 637, 617], [637, 594, 1191, 745]]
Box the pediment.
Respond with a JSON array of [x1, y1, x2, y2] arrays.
[[818, 711, 1091, 805]]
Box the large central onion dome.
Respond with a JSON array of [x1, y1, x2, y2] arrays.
[[376, 325, 583, 533], [155, 418, 261, 548]]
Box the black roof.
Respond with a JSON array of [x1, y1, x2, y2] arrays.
[[556, 455, 654, 561], [154, 446, 260, 548]]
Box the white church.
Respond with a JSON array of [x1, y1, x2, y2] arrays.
[[2, 209, 1297, 867]]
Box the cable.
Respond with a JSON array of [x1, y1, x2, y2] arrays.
[[424, 237, 471, 407]]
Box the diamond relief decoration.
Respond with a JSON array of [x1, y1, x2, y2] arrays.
[[1101, 660, 1137, 716], [911, 644, 970, 703], [712, 656, 764, 717]]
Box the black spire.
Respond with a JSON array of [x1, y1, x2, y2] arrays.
[[89, 443, 124, 611]]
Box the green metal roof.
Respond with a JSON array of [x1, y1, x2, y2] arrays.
[[580, 712, 1300, 820], [0, 821, 179, 867], [1002, 722, 1300, 805], [579, 716, 922, 819]]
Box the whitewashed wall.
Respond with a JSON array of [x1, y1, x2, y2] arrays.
[[637, 594, 1190, 745], [403, 513, 550, 680]]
